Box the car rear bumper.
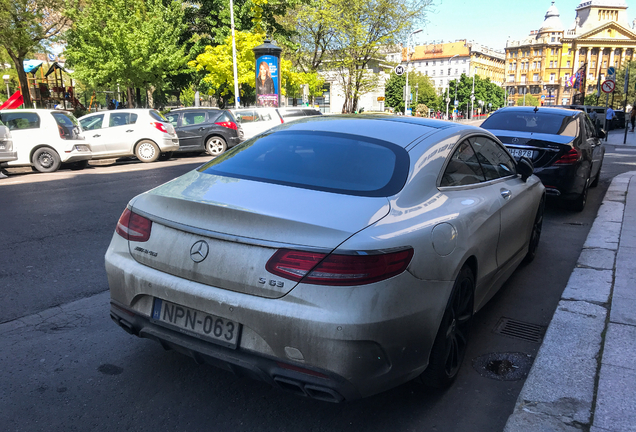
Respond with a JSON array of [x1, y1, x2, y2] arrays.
[[105, 234, 451, 401], [534, 163, 588, 200], [158, 137, 180, 152], [0, 150, 18, 163]]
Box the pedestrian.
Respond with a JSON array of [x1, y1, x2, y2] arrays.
[[606, 106, 616, 131], [630, 108, 636, 132]]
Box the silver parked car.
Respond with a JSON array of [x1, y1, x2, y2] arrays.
[[106, 115, 545, 401], [0, 117, 17, 164]]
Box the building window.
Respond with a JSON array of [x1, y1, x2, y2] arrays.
[[603, 61, 607, 67], [508, 75, 515, 83], [567, 60, 571, 67], [538, 61, 541, 69], [533, 74, 539, 82], [432, 61, 436, 66], [433, 70, 436, 75], [440, 69, 444, 75], [565, 73, 570, 82], [551, 37, 555, 42], [591, 61, 596, 68], [550, 73, 556, 83], [455, 69, 458, 74]]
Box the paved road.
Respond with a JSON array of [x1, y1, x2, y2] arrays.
[[1, 147, 635, 431]]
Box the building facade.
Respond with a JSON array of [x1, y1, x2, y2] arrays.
[[505, 0, 636, 106], [401, 40, 505, 96]]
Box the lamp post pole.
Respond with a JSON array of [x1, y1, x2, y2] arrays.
[[471, 65, 478, 120], [229, 0, 240, 109], [454, 79, 458, 120], [404, 29, 422, 116], [447, 54, 459, 120]]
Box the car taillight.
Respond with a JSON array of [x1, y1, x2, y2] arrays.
[[554, 148, 581, 164], [151, 121, 168, 134], [266, 248, 414, 286], [215, 121, 238, 130], [115, 208, 152, 242]]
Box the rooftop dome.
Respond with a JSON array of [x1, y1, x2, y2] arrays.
[[539, 1, 564, 33]]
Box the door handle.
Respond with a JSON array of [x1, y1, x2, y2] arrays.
[[198, 127, 205, 131], [93, 134, 101, 138], [501, 189, 512, 200], [126, 129, 134, 133]]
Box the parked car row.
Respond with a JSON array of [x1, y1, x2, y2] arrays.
[[0, 107, 323, 173]]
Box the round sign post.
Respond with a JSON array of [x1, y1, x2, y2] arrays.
[[253, 37, 282, 107], [394, 65, 405, 76]]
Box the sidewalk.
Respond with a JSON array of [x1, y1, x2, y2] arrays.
[[504, 166, 636, 428]]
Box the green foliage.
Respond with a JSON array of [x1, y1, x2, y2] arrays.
[[518, 94, 540, 107], [446, 74, 505, 114], [64, 0, 187, 93], [0, 0, 73, 106], [610, 61, 636, 109], [283, 0, 432, 113], [180, 86, 196, 106], [385, 71, 436, 113]]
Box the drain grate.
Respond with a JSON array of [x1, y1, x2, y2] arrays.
[[493, 317, 546, 343]]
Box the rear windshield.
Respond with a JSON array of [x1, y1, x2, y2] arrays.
[[149, 110, 168, 122], [481, 112, 579, 137], [198, 130, 409, 197], [52, 112, 82, 139]]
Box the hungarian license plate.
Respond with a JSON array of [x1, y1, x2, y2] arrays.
[[151, 298, 240, 348], [508, 148, 535, 159]]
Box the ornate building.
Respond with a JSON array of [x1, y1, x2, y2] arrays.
[[401, 40, 505, 96], [505, 1, 636, 106]]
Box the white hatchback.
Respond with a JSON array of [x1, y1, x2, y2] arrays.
[[229, 108, 282, 140], [79, 109, 179, 163], [0, 118, 17, 164], [0, 109, 92, 172]]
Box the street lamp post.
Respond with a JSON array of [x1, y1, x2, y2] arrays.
[[471, 65, 478, 120], [454, 79, 458, 120], [446, 54, 459, 120], [229, 0, 240, 109], [404, 28, 422, 116]]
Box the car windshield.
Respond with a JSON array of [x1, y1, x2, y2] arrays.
[[482, 112, 579, 137], [198, 130, 410, 197]]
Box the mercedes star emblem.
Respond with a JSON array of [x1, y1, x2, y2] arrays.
[[190, 240, 209, 263], [512, 137, 519, 143]]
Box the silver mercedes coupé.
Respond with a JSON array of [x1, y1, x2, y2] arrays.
[[105, 114, 545, 402]]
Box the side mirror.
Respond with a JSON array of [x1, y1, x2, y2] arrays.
[[597, 129, 606, 139], [517, 156, 534, 182]]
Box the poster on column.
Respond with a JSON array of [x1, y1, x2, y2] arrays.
[[256, 55, 279, 107]]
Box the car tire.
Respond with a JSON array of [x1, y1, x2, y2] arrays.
[[205, 136, 227, 156], [158, 151, 173, 161], [135, 140, 160, 163], [418, 265, 474, 389], [567, 178, 589, 212], [32, 147, 61, 173], [69, 160, 89, 171], [523, 197, 545, 264]]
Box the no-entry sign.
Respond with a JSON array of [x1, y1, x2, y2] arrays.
[[602, 80, 616, 93]]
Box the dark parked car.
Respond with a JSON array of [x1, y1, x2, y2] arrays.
[[612, 110, 626, 130], [165, 108, 244, 156], [481, 106, 605, 211]]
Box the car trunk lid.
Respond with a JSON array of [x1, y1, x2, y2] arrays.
[[126, 170, 391, 298], [488, 129, 575, 168]]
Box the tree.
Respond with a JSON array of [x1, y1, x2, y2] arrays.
[[385, 71, 436, 113], [447, 74, 505, 115], [283, 0, 432, 113], [64, 0, 187, 107], [0, 0, 74, 107]]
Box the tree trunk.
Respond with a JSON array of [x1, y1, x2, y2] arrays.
[[136, 87, 142, 107], [127, 87, 134, 108], [5, 49, 32, 108], [147, 86, 155, 109]]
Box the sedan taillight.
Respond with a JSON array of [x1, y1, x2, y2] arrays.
[[266, 248, 414, 286], [151, 121, 168, 134], [215, 121, 238, 131], [554, 148, 581, 164], [115, 208, 152, 242]]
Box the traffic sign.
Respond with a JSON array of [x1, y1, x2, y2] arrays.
[[541, 95, 546, 99], [454, 100, 458, 106], [394, 65, 405, 76], [607, 66, 616, 76], [602, 80, 615, 93]]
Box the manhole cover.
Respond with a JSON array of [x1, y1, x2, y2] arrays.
[[472, 352, 534, 381], [493, 317, 546, 343]]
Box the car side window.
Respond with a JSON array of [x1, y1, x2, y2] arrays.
[[583, 116, 596, 138], [183, 112, 206, 125], [259, 111, 272, 121], [0, 112, 40, 130], [80, 115, 104, 131], [165, 113, 179, 127], [440, 141, 486, 187], [236, 110, 256, 123], [109, 113, 132, 127], [470, 136, 517, 180]]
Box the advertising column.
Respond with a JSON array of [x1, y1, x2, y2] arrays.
[[253, 37, 282, 107]]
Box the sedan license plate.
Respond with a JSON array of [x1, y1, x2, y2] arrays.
[[508, 148, 535, 159], [151, 298, 240, 348]]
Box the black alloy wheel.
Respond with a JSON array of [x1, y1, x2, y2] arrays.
[[567, 177, 589, 212], [32, 147, 61, 173], [523, 196, 545, 264], [419, 265, 474, 388], [590, 161, 602, 188]]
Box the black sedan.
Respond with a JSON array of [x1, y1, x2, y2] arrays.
[[165, 108, 244, 156], [481, 106, 604, 211]]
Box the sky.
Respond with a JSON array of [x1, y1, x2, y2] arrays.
[[415, 0, 632, 52]]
